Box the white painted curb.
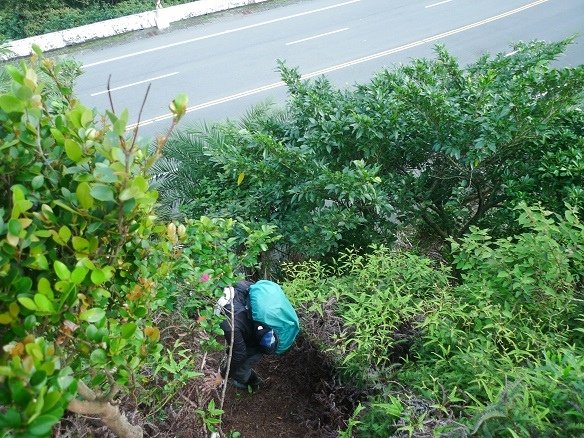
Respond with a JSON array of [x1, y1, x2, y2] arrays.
[[5, 0, 270, 59]]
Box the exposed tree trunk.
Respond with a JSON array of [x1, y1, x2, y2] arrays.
[[67, 381, 143, 438]]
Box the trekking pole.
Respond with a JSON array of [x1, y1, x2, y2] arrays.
[[219, 286, 235, 410]]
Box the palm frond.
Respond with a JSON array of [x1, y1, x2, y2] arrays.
[[148, 156, 181, 189]]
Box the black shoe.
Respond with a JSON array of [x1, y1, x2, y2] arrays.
[[229, 378, 248, 389], [246, 370, 259, 386]]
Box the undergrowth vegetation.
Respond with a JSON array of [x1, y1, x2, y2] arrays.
[[284, 203, 584, 436]]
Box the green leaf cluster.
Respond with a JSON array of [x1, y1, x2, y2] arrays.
[[160, 216, 279, 322], [284, 246, 450, 385], [284, 204, 584, 437], [0, 53, 187, 435]]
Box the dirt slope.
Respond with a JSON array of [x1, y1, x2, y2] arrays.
[[220, 337, 363, 438]]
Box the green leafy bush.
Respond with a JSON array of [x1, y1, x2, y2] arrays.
[[156, 40, 584, 263], [285, 204, 583, 436], [401, 204, 584, 436], [0, 49, 194, 436], [151, 106, 392, 261], [0, 49, 279, 435], [284, 246, 450, 385]]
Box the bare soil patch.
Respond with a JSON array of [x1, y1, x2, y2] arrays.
[[221, 337, 364, 438], [54, 336, 364, 438]]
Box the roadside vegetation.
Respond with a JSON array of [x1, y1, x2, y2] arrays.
[[0, 38, 583, 437], [0, 0, 193, 41]]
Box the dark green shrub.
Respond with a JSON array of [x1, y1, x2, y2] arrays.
[[155, 40, 584, 263], [151, 107, 392, 261], [278, 39, 584, 245]]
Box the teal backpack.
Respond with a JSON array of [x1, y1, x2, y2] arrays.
[[248, 280, 300, 355]]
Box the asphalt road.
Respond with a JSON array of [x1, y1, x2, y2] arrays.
[[68, 0, 584, 137]]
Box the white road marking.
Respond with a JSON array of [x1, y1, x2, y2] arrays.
[[129, 0, 550, 128], [90, 72, 179, 96], [129, 81, 285, 127], [83, 0, 361, 69], [298, 0, 550, 77], [426, 0, 455, 8], [286, 28, 349, 46]]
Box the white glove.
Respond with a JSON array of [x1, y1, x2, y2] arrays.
[[213, 285, 235, 316]]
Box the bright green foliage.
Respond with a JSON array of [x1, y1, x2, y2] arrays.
[[285, 204, 584, 436], [284, 246, 450, 384], [451, 203, 583, 322], [404, 204, 584, 436], [0, 51, 191, 435], [460, 350, 584, 437], [196, 399, 223, 433]]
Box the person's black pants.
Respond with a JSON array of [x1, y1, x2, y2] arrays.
[[233, 346, 262, 385]]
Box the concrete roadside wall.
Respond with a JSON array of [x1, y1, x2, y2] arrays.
[[5, 0, 270, 59]]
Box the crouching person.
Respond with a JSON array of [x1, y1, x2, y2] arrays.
[[217, 281, 279, 390]]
